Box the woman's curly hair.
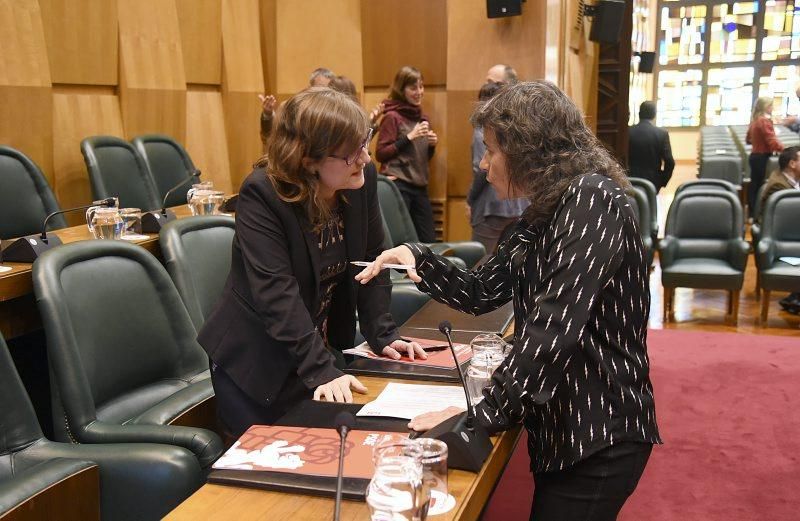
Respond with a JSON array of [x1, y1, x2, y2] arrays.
[[470, 81, 629, 228]]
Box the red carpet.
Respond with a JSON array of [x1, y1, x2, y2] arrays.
[[482, 329, 800, 520]]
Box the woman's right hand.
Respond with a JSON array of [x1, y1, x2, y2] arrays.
[[407, 121, 430, 141], [313, 374, 368, 403], [354, 245, 420, 284]]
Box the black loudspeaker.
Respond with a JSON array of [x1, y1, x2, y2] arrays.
[[588, 0, 626, 43], [416, 412, 493, 472], [487, 0, 522, 19], [638, 51, 655, 73]]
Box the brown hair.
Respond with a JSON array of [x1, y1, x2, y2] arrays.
[[329, 75, 358, 102], [470, 80, 629, 228], [388, 66, 423, 102], [254, 87, 368, 228]]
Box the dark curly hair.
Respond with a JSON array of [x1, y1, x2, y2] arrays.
[[470, 81, 629, 228]]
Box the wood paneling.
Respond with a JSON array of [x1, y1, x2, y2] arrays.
[[361, 0, 447, 88], [39, 0, 118, 85], [423, 88, 448, 200], [447, 197, 472, 242], [446, 90, 477, 197], [119, 88, 187, 141], [52, 88, 124, 220], [176, 0, 222, 85], [274, 0, 363, 95], [222, 92, 262, 189], [0, 86, 53, 187], [259, 0, 277, 95], [1, 465, 99, 521], [186, 87, 232, 193]]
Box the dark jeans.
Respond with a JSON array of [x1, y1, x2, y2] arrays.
[[395, 179, 436, 243], [748, 153, 771, 215], [530, 442, 653, 521]]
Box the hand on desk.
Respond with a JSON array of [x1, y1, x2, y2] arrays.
[[355, 245, 420, 284], [382, 338, 427, 361], [408, 406, 464, 431], [313, 374, 367, 403]]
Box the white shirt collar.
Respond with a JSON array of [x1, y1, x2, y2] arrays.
[[781, 171, 800, 189]]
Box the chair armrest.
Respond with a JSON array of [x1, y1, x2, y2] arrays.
[[756, 238, 776, 270], [0, 458, 97, 517], [657, 235, 678, 267], [425, 243, 455, 257], [727, 239, 750, 271], [441, 241, 487, 268], [443, 256, 467, 270]]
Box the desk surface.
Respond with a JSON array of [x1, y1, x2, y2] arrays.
[[165, 375, 521, 521]]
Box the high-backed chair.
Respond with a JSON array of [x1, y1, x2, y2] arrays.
[[160, 216, 235, 330], [132, 134, 197, 208], [675, 179, 738, 196], [658, 190, 749, 324], [755, 190, 800, 325], [32, 240, 223, 469], [628, 177, 659, 242], [376, 176, 485, 268], [80, 136, 160, 211], [0, 146, 65, 240], [625, 187, 654, 267], [0, 332, 204, 520], [699, 155, 743, 185]]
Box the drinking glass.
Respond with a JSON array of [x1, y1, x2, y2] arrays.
[[469, 333, 507, 357], [414, 438, 448, 512], [466, 333, 506, 405], [187, 181, 214, 205], [368, 440, 429, 521], [188, 189, 225, 216], [119, 208, 142, 238], [86, 207, 123, 240]]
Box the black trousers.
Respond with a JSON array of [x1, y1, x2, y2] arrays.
[[395, 179, 436, 243], [530, 441, 652, 521], [748, 153, 771, 215]]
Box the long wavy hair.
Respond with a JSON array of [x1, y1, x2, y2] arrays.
[[254, 87, 368, 229], [751, 97, 772, 121], [470, 81, 629, 228]]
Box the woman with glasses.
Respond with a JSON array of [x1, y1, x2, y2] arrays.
[[376, 66, 438, 242], [199, 87, 424, 438]]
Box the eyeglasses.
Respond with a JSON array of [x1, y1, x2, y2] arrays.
[[329, 128, 373, 166]]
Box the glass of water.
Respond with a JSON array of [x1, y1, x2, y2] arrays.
[[188, 189, 225, 216], [466, 333, 506, 405], [119, 208, 142, 238], [186, 181, 214, 204], [414, 438, 448, 512], [87, 207, 124, 240], [368, 441, 429, 521]]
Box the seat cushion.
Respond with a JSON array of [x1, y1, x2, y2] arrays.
[[661, 258, 744, 290], [129, 374, 213, 426], [759, 263, 800, 292]]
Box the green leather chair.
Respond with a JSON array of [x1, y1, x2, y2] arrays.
[[699, 155, 743, 186], [756, 190, 800, 325], [675, 179, 738, 196], [159, 216, 236, 330], [0, 146, 65, 240], [0, 332, 204, 521], [659, 189, 749, 324], [624, 187, 654, 267], [376, 176, 485, 268], [32, 240, 223, 469], [132, 134, 197, 208], [80, 136, 161, 211], [628, 177, 659, 244]]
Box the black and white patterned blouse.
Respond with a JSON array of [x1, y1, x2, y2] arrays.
[[406, 174, 662, 473]]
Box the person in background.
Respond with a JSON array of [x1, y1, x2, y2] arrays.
[[467, 81, 529, 253], [628, 101, 675, 193], [201, 88, 424, 438], [375, 66, 438, 242], [486, 63, 518, 84], [758, 145, 800, 314], [780, 86, 800, 133], [747, 97, 784, 216], [309, 67, 336, 87], [329, 75, 384, 139]]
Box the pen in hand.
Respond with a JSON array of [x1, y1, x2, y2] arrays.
[[350, 261, 415, 271]]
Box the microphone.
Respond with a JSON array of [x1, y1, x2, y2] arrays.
[[141, 169, 201, 233], [333, 411, 355, 521], [414, 320, 492, 473], [1, 198, 117, 263]]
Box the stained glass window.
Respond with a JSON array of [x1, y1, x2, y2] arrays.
[[705, 67, 755, 125], [761, 0, 800, 60], [709, 2, 758, 62], [657, 69, 703, 126], [659, 5, 707, 64], [757, 64, 800, 119]]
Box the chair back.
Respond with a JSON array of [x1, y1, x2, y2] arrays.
[[376, 176, 419, 245], [0, 146, 65, 239], [699, 155, 742, 185], [132, 135, 197, 208], [80, 136, 160, 211], [159, 216, 236, 329], [761, 190, 800, 258], [664, 189, 744, 260], [32, 240, 208, 439], [628, 177, 658, 236], [675, 179, 738, 196]]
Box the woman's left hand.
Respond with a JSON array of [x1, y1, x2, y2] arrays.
[[427, 131, 438, 146], [408, 406, 464, 431], [382, 339, 427, 361]]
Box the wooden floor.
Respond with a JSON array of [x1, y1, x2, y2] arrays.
[[648, 162, 799, 337]]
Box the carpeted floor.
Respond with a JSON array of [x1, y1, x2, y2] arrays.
[[482, 329, 800, 520]]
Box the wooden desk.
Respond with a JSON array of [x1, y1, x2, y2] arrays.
[[0, 206, 195, 339], [166, 376, 521, 521]]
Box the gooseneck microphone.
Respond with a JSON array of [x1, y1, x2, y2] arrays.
[[333, 411, 356, 521], [141, 169, 201, 233], [1, 198, 118, 263], [439, 320, 475, 429], [161, 169, 201, 215]]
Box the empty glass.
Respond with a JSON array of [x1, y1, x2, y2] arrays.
[[119, 208, 142, 238], [368, 439, 429, 521], [187, 181, 214, 204], [86, 207, 123, 240], [188, 189, 225, 216], [414, 438, 448, 513], [466, 333, 506, 405]]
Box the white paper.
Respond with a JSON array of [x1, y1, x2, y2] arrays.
[[0, 266, 11, 273], [778, 256, 800, 266], [342, 341, 378, 359], [357, 382, 467, 420]]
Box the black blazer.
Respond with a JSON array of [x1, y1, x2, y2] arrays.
[[628, 120, 675, 191], [198, 165, 400, 406]]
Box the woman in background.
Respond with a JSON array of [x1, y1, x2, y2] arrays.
[[375, 66, 438, 242], [747, 97, 784, 216]]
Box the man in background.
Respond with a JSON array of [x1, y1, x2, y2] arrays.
[[486, 64, 518, 84], [628, 101, 675, 193]]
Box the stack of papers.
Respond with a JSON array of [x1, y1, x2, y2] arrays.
[[357, 382, 467, 420], [778, 257, 800, 266]]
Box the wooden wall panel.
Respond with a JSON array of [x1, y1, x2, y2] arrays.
[[176, 0, 222, 85], [275, 0, 363, 96], [39, 0, 118, 85], [424, 89, 448, 201], [52, 89, 124, 223], [361, 0, 447, 88], [259, 0, 277, 95], [0, 86, 53, 184], [186, 88, 233, 193], [447, 198, 471, 242]]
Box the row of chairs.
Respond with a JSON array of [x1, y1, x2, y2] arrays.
[[698, 126, 743, 186]]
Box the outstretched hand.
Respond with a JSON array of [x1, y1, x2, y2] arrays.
[[354, 245, 421, 284], [407, 406, 464, 432]]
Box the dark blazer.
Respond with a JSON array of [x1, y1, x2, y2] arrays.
[[628, 120, 675, 192], [758, 170, 797, 222], [198, 164, 400, 406]]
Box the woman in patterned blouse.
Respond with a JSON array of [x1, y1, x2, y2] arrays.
[[357, 81, 661, 520]]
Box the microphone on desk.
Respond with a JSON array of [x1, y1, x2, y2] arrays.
[[0, 198, 117, 263], [415, 320, 492, 473], [333, 411, 355, 521], [141, 169, 201, 233]]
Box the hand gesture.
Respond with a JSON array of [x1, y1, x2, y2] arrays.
[[354, 245, 420, 284], [313, 374, 368, 403], [407, 121, 430, 141], [408, 406, 464, 431], [369, 102, 385, 127], [382, 338, 427, 361], [427, 130, 438, 146], [258, 94, 277, 116]]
